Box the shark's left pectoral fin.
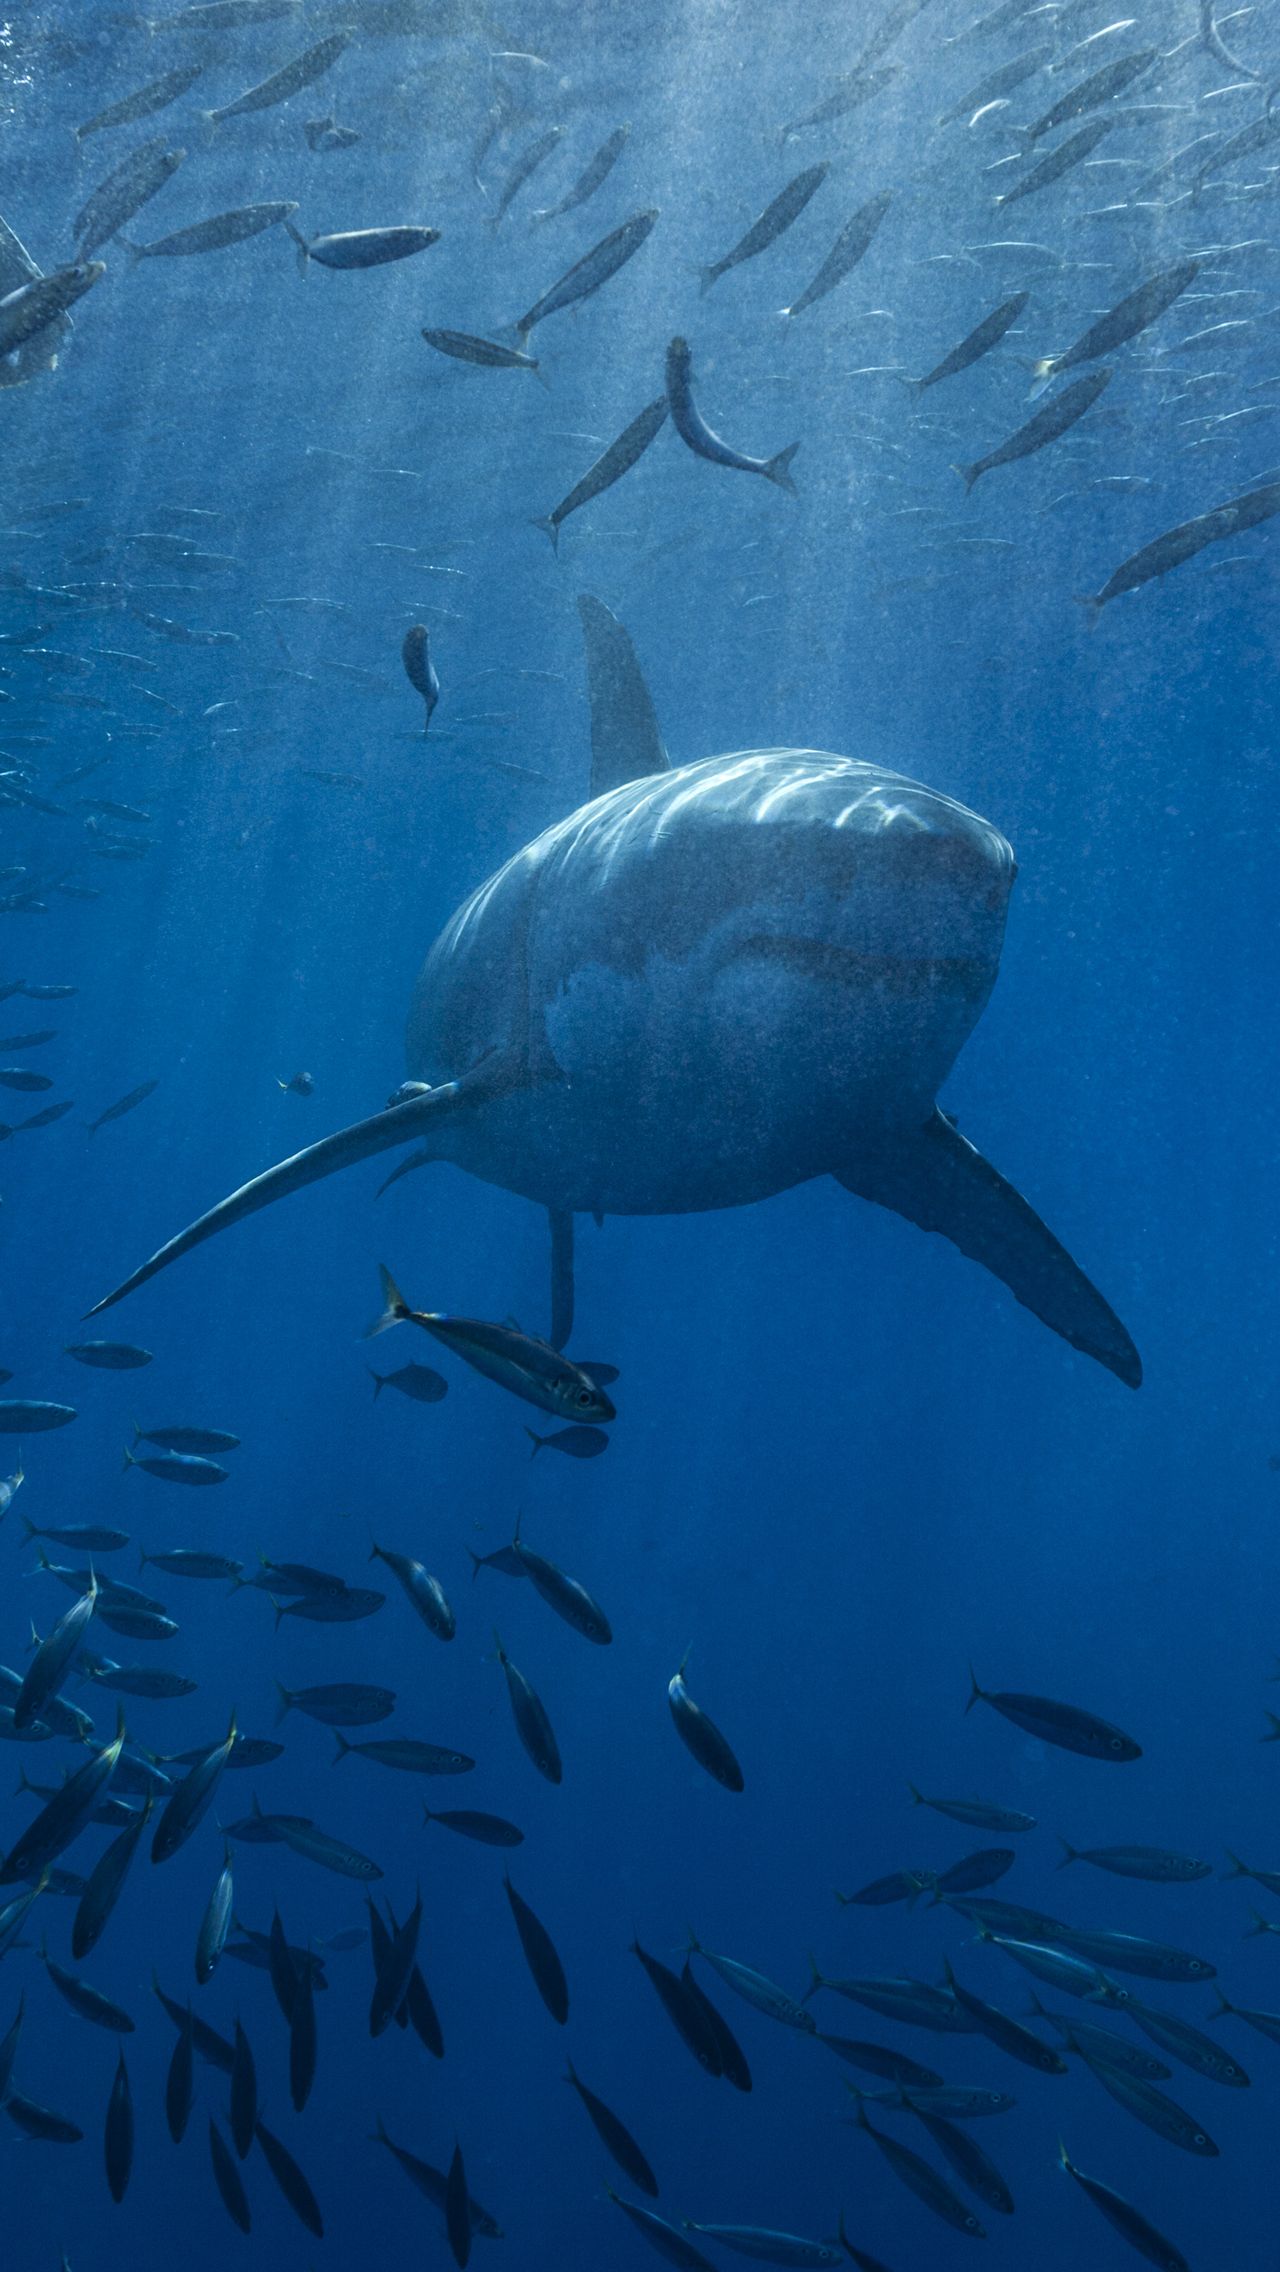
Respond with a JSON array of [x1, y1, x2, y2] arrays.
[[839, 1110, 1141, 1387], [86, 1052, 527, 1318]]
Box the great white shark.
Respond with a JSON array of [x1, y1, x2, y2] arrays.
[[89, 595, 1140, 1388]]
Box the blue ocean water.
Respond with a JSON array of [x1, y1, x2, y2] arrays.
[[2, 0, 1279, 2265]]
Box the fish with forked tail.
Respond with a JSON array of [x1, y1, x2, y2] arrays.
[[701, 164, 828, 294], [0, 263, 105, 356], [782, 190, 891, 317], [532, 398, 668, 549], [369, 1361, 447, 1404], [204, 33, 351, 131], [1057, 2140, 1189, 2272], [122, 203, 298, 262], [526, 1423, 609, 1458], [74, 140, 185, 260], [668, 1655, 744, 1791], [967, 1668, 1141, 1760], [368, 1266, 615, 1423], [666, 337, 799, 494], [955, 371, 1113, 494], [514, 211, 657, 342], [286, 222, 440, 271]]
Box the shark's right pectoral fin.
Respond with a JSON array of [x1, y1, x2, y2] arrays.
[[839, 1109, 1141, 1387], [86, 1052, 524, 1318]]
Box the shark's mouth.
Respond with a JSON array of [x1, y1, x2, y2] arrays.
[[736, 934, 993, 998]]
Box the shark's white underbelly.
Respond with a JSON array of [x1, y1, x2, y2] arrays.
[[429, 921, 995, 1215]]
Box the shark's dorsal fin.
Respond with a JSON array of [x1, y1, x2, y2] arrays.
[[577, 593, 668, 800], [839, 1110, 1141, 1387]]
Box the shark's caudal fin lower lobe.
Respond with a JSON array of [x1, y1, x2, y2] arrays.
[[838, 1109, 1141, 1387]]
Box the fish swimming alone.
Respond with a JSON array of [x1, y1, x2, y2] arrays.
[[401, 625, 439, 735], [88, 598, 1139, 1387]]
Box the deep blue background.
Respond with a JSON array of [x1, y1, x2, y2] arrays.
[[2, 0, 1279, 2265]]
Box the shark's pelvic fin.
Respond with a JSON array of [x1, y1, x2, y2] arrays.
[[86, 1053, 526, 1318], [839, 1110, 1141, 1387], [548, 1208, 575, 1350], [377, 1143, 434, 1200], [577, 593, 669, 800]]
